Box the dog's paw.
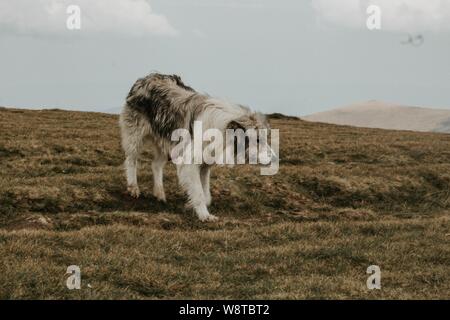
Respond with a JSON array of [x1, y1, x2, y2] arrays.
[[199, 214, 218, 222], [127, 185, 140, 198], [153, 188, 166, 202]]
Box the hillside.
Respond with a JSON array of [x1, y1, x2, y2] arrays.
[[0, 107, 449, 299], [303, 101, 450, 133]]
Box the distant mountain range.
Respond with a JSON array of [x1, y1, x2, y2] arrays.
[[303, 101, 450, 133]]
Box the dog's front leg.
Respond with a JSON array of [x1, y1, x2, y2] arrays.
[[200, 165, 212, 206], [177, 164, 217, 222]]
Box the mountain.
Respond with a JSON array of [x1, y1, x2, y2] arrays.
[[303, 101, 450, 133]]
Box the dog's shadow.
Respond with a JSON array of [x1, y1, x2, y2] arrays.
[[105, 187, 239, 223], [107, 188, 188, 215]]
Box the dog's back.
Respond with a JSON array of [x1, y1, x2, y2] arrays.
[[121, 73, 209, 141]]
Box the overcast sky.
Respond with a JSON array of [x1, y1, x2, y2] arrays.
[[1, 0, 450, 116]]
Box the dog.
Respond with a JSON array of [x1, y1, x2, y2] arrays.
[[119, 73, 270, 221]]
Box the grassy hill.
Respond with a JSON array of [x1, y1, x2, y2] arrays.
[[0, 107, 449, 299]]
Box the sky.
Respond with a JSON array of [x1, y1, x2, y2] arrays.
[[0, 0, 450, 116]]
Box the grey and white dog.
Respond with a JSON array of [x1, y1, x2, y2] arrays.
[[119, 73, 269, 221]]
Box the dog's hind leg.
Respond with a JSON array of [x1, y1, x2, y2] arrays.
[[152, 149, 167, 202], [177, 164, 217, 222], [200, 165, 212, 206], [120, 116, 145, 198]]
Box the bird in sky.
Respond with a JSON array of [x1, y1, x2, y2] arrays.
[[401, 34, 424, 47]]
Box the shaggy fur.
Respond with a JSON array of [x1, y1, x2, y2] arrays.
[[119, 73, 269, 221]]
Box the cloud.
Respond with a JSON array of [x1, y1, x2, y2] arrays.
[[311, 0, 450, 32], [177, 0, 265, 9], [0, 0, 177, 36], [192, 28, 207, 38]]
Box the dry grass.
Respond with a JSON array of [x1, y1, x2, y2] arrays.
[[0, 107, 449, 299]]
